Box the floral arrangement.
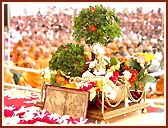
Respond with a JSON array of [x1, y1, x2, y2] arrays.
[[73, 52, 156, 103], [44, 4, 156, 110], [44, 52, 156, 105], [49, 43, 86, 78], [72, 4, 122, 45]]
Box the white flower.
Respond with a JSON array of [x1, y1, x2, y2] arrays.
[[22, 111, 35, 121], [144, 69, 148, 75], [4, 105, 16, 111], [105, 72, 113, 79], [4, 116, 21, 124], [123, 70, 132, 80], [61, 115, 70, 120], [26, 106, 40, 113], [13, 106, 26, 115], [79, 117, 88, 124], [35, 109, 48, 119], [82, 70, 94, 77], [48, 113, 61, 120], [92, 43, 105, 54], [61, 119, 69, 124], [57, 115, 70, 124], [89, 87, 97, 101], [88, 60, 97, 69], [140, 63, 145, 68], [104, 86, 117, 100], [102, 77, 118, 90], [75, 82, 84, 89]]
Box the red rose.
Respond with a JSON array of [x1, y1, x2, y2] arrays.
[[113, 71, 119, 78], [89, 26, 97, 32], [90, 7, 96, 12]]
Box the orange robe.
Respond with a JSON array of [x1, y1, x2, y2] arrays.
[[28, 47, 37, 59], [13, 54, 22, 65], [10, 41, 25, 57], [4, 68, 14, 84], [16, 57, 35, 68], [18, 72, 42, 88], [36, 57, 51, 69], [156, 75, 164, 93]]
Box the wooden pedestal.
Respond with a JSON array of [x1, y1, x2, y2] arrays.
[[35, 101, 150, 122], [87, 101, 150, 121]]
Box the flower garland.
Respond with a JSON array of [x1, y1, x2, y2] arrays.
[[4, 88, 109, 125], [4, 105, 90, 124]]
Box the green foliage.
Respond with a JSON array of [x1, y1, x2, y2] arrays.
[[49, 43, 86, 77], [128, 58, 156, 91], [72, 4, 122, 45], [110, 57, 118, 66], [50, 72, 57, 86], [128, 58, 141, 71], [136, 68, 145, 79], [139, 75, 156, 83]]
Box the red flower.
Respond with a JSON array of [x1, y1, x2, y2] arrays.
[[90, 7, 96, 12], [129, 70, 138, 84], [96, 88, 100, 92], [17, 112, 25, 118], [109, 76, 116, 81], [113, 71, 119, 78], [19, 119, 37, 124], [89, 26, 97, 32], [129, 78, 134, 84], [4, 109, 14, 117]]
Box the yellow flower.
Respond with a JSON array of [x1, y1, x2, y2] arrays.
[[135, 52, 155, 63], [146, 54, 155, 63], [96, 79, 103, 91], [44, 73, 51, 84], [107, 63, 120, 72]]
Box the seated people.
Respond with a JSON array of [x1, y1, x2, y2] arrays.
[[4, 66, 15, 84], [36, 49, 51, 69], [18, 62, 42, 89]]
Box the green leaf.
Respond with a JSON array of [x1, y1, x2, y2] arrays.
[[139, 75, 156, 83], [72, 4, 121, 46], [49, 43, 86, 77], [50, 72, 56, 86], [110, 57, 118, 66], [137, 68, 145, 79], [145, 64, 151, 69], [128, 58, 141, 70]]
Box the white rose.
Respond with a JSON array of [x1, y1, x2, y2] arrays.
[[123, 70, 132, 80], [104, 86, 117, 100], [105, 72, 113, 79], [89, 88, 97, 101]]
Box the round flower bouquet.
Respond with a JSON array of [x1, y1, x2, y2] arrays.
[[48, 43, 86, 87], [105, 52, 156, 102], [72, 4, 122, 46], [75, 52, 156, 110]]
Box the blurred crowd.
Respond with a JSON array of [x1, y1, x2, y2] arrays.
[[4, 6, 164, 88]]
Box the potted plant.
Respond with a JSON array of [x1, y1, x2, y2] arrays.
[[72, 4, 122, 60]]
